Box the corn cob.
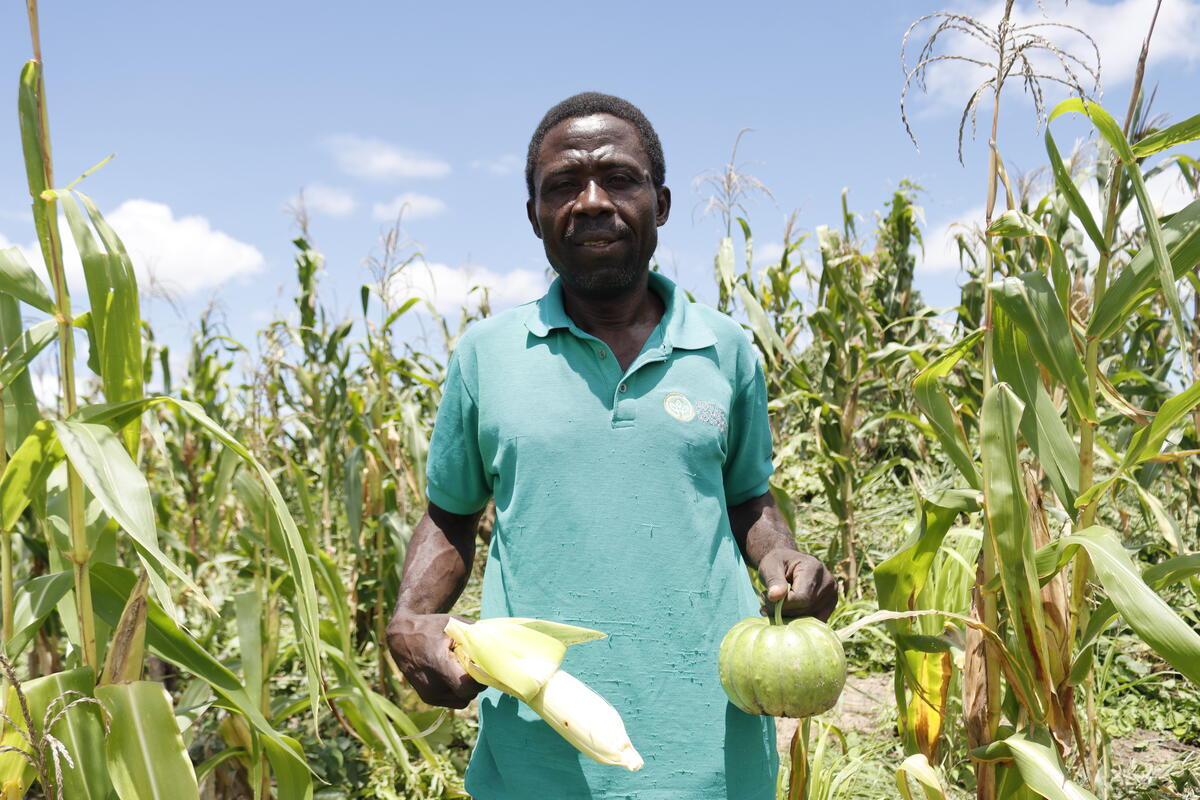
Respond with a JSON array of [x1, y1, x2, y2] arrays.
[[444, 618, 643, 771]]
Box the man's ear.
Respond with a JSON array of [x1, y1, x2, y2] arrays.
[[527, 198, 543, 239], [656, 185, 671, 227]]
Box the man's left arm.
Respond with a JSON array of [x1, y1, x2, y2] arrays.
[[728, 492, 838, 621]]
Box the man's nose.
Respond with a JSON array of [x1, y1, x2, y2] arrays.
[[573, 179, 615, 217]]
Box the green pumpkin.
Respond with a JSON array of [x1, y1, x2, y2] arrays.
[[717, 610, 846, 718]]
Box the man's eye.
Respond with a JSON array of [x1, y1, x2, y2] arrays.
[[608, 174, 634, 187]]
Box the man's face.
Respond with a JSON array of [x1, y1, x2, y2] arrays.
[[527, 113, 670, 299]]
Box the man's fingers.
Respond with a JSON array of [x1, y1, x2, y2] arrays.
[[767, 552, 839, 619], [757, 552, 790, 603]]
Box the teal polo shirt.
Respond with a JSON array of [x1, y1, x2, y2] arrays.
[[427, 271, 777, 800]]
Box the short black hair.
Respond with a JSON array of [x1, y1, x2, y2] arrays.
[[525, 92, 665, 199]]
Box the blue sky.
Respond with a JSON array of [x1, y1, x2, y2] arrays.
[[2, 0, 1198, 383]]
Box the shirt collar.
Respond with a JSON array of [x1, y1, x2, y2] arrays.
[[524, 271, 716, 351]]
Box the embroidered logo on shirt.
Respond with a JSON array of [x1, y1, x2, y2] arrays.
[[663, 392, 695, 422], [694, 400, 728, 434]]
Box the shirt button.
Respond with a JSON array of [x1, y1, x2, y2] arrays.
[[618, 383, 628, 393], [597, 349, 607, 359]]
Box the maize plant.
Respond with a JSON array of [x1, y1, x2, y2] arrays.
[[886, 1, 1200, 797], [0, 5, 471, 798]]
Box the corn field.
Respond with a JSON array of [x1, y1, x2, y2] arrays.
[[2, 1, 1200, 798]]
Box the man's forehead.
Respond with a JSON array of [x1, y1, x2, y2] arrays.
[[539, 114, 647, 166]]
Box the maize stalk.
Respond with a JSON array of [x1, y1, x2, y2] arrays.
[[444, 618, 643, 771]]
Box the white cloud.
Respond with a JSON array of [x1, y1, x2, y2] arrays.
[[753, 241, 786, 267], [470, 154, 522, 176], [385, 262, 546, 315], [3, 200, 264, 298], [327, 134, 450, 180], [296, 184, 355, 217], [918, 206, 986, 275], [911, 0, 1200, 115], [917, 164, 1197, 277], [372, 193, 447, 222], [107, 200, 264, 295]]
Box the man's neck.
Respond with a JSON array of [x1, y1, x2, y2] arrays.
[[559, 273, 665, 339]]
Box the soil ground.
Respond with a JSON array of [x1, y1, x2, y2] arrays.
[[775, 672, 894, 756], [774, 672, 1200, 781]]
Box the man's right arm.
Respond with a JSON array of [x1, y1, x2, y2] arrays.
[[385, 501, 486, 708]]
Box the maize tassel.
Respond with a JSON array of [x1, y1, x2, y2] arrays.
[[444, 617, 643, 771]]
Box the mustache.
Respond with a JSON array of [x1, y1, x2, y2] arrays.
[[564, 222, 630, 243]]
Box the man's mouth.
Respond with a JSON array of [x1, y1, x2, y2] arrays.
[[570, 232, 624, 248]]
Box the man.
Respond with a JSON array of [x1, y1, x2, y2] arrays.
[[386, 92, 837, 800]]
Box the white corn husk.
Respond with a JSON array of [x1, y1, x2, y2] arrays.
[[444, 617, 643, 771]]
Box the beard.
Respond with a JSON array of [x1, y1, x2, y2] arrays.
[[551, 258, 644, 300]]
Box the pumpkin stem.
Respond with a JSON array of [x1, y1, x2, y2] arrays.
[[773, 598, 784, 626]]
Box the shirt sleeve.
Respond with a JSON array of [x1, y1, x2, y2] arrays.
[[425, 350, 492, 514], [722, 357, 774, 506]]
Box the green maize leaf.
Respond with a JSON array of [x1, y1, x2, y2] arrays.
[[990, 274, 1094, 423], [0, 318, 55, 391], [769, 482, 797, 532], [1068, 552, 1200, 684], [973, 730, 1098, 800], [980, 384, 1051, 720], [0, 667, 108, 800], [895, 753, 947, 800], [808, 308, 846, 354], [89, 562, 313, 778], [320, 642, 444, 777], [837, 610, 1037, 700], [18, 63, 66, 323], [52, 420, 209, 617], [1132, 112, 1200, 158], [193, 748, 245, 784], [235, 591, 265, 711], [1090, 198, 1200, 341], [60, 192, 143, 450], [310, 551, 351, 649], [17, 62, 47, 201], [262, 736, 314, 800], [715, 236, 735, 299], [993, 308, 1078, 513], [1, 297, 41, 452], [876, 490, 980, 615], [1044, 128, 1105, 253], [735, 283, 786, 368], [1127, 478, 1185, 552], [912, 331, 984, 489], [987, 209, 1073, 315], [1050, 98, 1135, 165], [73, 396, 324, 725], [1127, 155, 1191, 350], [0, 420, 62, 531], [1076, 379, 1200, 507], [867, 342, 924, 366], [0, 248, 53, 313], [344, 445, 364, 544], [5, 571, 72, 660], [97, 682, 199, 800], [1043, 527, 1200, 687], [1048, 98, 1190, 346]]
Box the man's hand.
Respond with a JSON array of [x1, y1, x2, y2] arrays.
[[756, 548, 838, 622], [386, 613, 485, 709], [728, 492, 839, 622]]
